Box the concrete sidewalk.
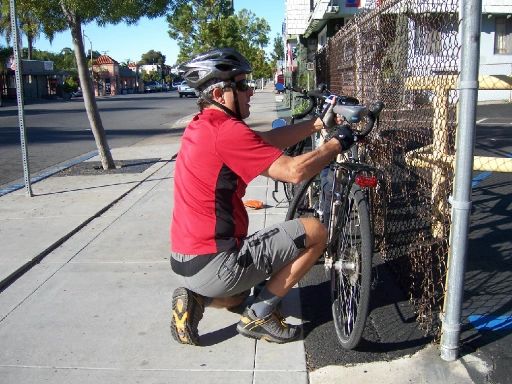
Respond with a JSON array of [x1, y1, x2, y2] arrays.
[[0, 87, 308, 384], [0, 87, 489, 383]]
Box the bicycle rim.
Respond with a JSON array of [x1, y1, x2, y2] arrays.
[[331, 185, 372, 350], [285, 175, 321, 221], [284, 182, 295, 202]]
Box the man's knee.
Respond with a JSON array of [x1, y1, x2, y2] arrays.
[[300, 217, 327, 246]]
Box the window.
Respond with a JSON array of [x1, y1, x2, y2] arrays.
[[414, 23, 442, 55], [495, 16, 512, 55], [413, 14, 457, 57]]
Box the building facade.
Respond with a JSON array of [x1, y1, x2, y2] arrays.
[[480, 1, 512, 101], [92, 55, 140, 96], [283, 0, 512, 101], [1, 59, 64, 101]]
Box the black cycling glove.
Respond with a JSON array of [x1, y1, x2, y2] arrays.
[[328, 125, 355, 151]]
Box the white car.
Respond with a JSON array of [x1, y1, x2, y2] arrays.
[[177, 81, 198, 98]]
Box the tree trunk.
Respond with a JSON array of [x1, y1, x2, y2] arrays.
[[27, 34, 33, 60], [0, 73, 3, 107], [60, 4, 115, 170]]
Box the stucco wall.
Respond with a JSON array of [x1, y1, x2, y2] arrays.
[[479, 15, 512, 102]]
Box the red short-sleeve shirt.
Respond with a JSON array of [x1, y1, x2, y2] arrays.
[[171, 109, 282, 255]]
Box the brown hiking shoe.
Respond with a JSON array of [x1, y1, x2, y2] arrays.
[[236, 307, 301, 343], [170, 287, 205, 345]]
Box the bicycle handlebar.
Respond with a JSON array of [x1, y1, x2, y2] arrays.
[[327, 96, 384, 140], [275, 83, 384, 136], [277, 84, 326, 120], [356, 100, 385, 138]]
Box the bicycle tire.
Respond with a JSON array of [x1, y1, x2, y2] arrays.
[[283, 182, 295, 202], [331, 184, 372, 350], [285, 175, 321, 221], [282, 138, 311, 202]]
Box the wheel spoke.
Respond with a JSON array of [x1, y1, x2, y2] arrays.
[[332, 190, 368, 344], [286, 176, 321, 220]]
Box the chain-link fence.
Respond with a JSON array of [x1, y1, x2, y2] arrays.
[[315, 0, 462, 335]]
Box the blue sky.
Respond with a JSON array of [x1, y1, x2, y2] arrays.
[[19, 0, 285, 65]]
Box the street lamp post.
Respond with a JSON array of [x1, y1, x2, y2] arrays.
[[83, 32, 94, 95], [82, 32, 93, 77]]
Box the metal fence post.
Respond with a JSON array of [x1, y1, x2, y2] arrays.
[[440, 0, 482, 361]]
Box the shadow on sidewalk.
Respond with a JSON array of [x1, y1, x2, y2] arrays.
[[200, 323, 239, 346], [298, 261, 432, 369]]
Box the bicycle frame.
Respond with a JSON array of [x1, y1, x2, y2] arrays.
[[323, 152, 379, 271], [283, 90, 384, 350], [271, 85, 326, 204]]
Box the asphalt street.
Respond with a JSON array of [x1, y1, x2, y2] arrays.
[[0, 92, 198, 187]]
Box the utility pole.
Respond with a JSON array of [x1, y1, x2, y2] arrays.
[[440, 0, 482, 362], [9, 0, 32, 197]]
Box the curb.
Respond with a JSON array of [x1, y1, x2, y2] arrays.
[[171, 113, 196, 129], [0, 150, 99, 197]]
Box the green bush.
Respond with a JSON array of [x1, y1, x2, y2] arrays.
[[63, 77, 79, 93], [292, 98, 311, 116]]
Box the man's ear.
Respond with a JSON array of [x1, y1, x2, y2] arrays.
[[211, 87, 224, 102]]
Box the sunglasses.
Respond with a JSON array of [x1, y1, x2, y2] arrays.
[[227, 79, 252, 92]]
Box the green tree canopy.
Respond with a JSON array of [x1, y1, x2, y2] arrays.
[[11, 0, 178, 169], [140, 50, 166, 65], [167, 0, 272, 78], [271, 34, 284, 63], [0, 0, 49, 59], [141, 70, 161, 82]]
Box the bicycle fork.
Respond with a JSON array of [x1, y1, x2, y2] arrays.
[[323, 166, 352, 273], [323, 165, 377, 279]]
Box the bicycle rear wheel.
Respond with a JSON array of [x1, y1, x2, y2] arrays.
[[285, 175, 321, 221], [331, 184, 372, 350], [283, 182, 295, 202], [282, 138, 311, 202]]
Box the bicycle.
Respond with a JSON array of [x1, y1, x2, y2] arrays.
[[271, 83, 327, 203], [286, 95, 384, 349]]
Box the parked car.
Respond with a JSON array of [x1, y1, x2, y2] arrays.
[[71, 89, 83, 98], [177, 81, 198, 98], [248, 80, 256, 90], [144, 81, 162, 93]]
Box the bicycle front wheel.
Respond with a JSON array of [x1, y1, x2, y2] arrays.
[[331, 184, 372, 350]]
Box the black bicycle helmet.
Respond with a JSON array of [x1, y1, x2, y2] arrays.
[[179, 48, 252, 90]]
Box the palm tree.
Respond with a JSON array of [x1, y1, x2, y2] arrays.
[[0, 47, 11, 107], [0, 0, 45, 59]]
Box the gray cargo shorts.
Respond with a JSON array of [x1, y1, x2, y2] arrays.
[[170, 219, 306, 298]]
